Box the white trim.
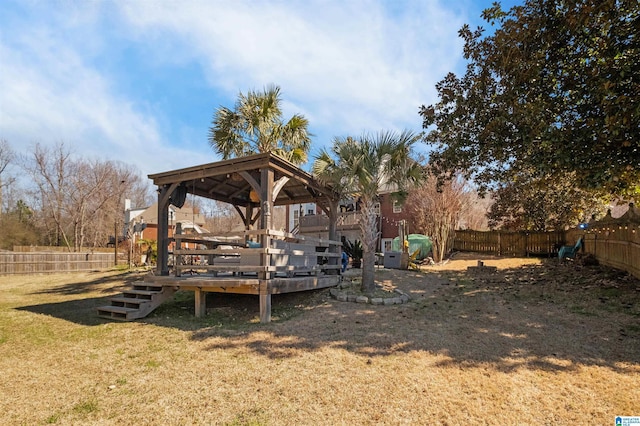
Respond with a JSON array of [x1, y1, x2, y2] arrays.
[[381, 238, 393, 253]]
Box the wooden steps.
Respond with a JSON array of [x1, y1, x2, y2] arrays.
[[97, 282, 176, 321]]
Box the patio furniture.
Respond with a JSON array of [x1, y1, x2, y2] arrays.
[[558, 237, 583, 261]]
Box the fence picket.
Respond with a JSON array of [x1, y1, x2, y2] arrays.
[[0, 252, 115, 275], [453, 230, 565, 257], [453, 203, 639, 279]]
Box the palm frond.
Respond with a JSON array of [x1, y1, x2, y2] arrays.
[[208, 85, 310, 164]]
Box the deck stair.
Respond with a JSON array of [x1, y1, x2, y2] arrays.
[[97, 282, 176, 321]]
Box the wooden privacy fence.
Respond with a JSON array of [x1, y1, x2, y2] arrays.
[[12, 245, 115, 253], [453, 203, 639, 279], [453, 230, 566, 257], [0, 252, 115, 275], [566, 203, 640, 279]]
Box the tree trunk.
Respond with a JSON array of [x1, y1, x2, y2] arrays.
[[359, 198, 379, 294]]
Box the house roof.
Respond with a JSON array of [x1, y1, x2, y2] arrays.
[[147, 152, 338, 208], [137, 202, 206, 226]]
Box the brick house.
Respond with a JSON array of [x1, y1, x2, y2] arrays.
[[126, 201, 207, 251], [289, 186, 415, 254]]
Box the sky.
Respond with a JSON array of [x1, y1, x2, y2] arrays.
[[0, 0, 521, 178]]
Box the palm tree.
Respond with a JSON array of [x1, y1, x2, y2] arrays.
[[313, 130, 424, 294], [208, 85, 312, 165]]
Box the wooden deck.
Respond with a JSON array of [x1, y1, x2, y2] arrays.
[[146, 272, 341, 320], [157, 229, 341, 321], [97, 229, 342, 322]]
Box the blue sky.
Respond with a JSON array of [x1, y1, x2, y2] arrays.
[[0, 0, 521, 177]]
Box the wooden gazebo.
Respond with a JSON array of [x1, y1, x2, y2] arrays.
[[98, 153, 342, 323]]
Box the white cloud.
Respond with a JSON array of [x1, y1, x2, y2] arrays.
[[116, 0, 466, 137], [1, 0, 473, 180], [0, 22, 196, 176]]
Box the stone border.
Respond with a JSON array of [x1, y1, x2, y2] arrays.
[[329, 286, 411, 305]]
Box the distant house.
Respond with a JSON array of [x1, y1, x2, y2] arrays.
[[286, 202, 319, 233], [290, 185, 415, 254], [377, 191, 413, 253], [125, 201, 207, 250]]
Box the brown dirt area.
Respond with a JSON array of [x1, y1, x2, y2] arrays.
[[0, 253, 638, 425]]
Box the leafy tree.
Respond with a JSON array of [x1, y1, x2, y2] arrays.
[[0, 200, 39, 250], [313, 131, 423, 294], [420, 0, 640, 199], [487, 171, 608, 231], [342, 238, 363, 268], [209, 85, 312, 165]]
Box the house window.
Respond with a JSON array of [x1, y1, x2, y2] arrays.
[[393, 200, 402, 214], [293, 209, 299, 228], [307, 209, 314, 215], [373, 202, 381, 215], [381, 238, 393, 253]]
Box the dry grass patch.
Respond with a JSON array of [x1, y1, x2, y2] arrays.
[[0, 258, 638, 425]]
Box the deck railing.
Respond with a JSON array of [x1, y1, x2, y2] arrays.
[[298, 212, 360, 232], [172, 229, 342, 277]]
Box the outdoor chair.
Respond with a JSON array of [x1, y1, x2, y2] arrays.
[[558, 237, 583, 261]]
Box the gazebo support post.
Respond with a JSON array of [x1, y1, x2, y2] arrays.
[[194, 288, 206, 317], [156, 183, 178, 276], [327, 199, 340, 274], [259, 167, 274, 323]]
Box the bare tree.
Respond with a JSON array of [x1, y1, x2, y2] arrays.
[[202, 199, 244, 233], [71, 160, 132, 251], [80, 161, 150, 250], [21, 142, 74, 248], [459, 190, 492, 231], [0, 139, 16, 214], [405, 174, 478, 262], [21, 142, 150, 251]]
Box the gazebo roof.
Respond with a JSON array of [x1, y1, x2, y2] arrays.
[[148, 152, 337, 207]]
